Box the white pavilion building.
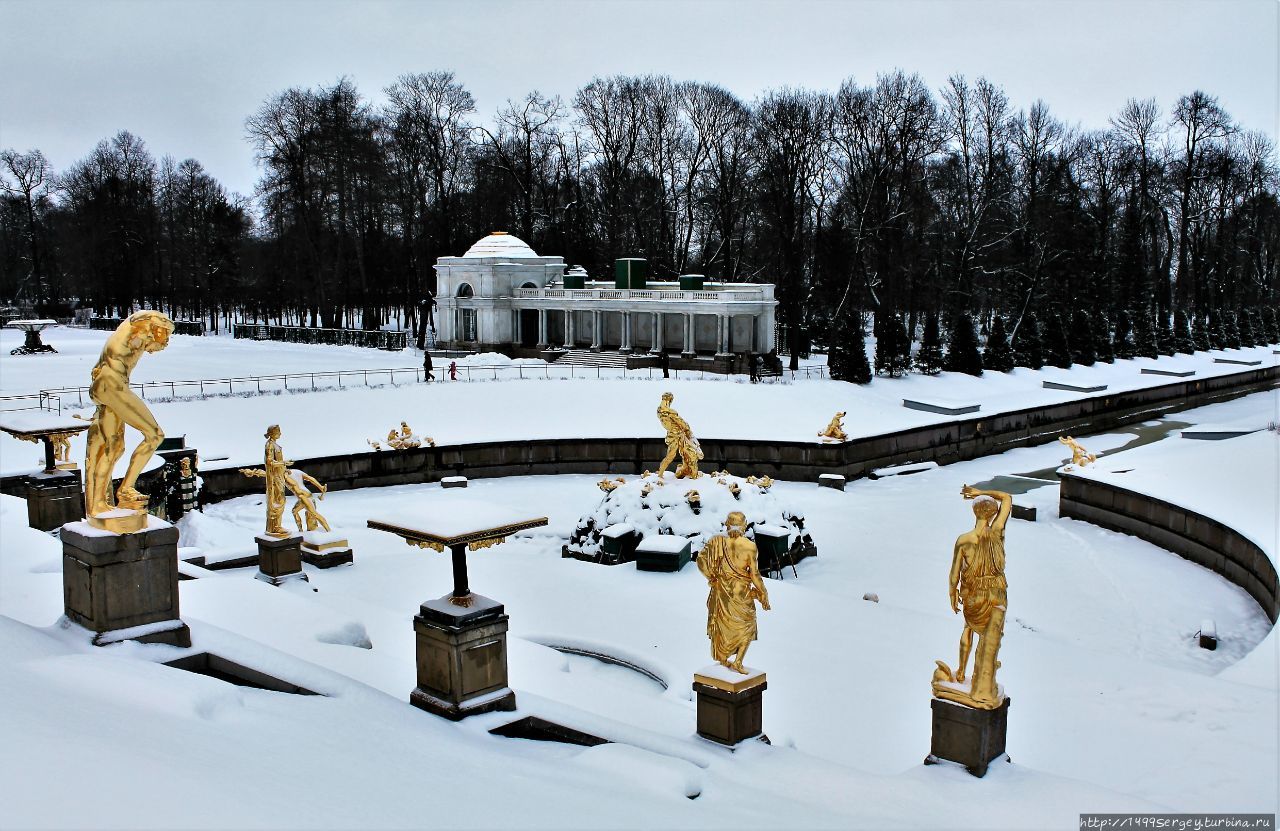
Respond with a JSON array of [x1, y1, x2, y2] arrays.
[[434, 233, 778, 372]]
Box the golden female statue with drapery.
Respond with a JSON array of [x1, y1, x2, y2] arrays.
[[698, 511, 771, 673]]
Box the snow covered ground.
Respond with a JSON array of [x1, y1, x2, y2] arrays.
[[1, 326, 1276, 476], [1, 327, 1277, 827]]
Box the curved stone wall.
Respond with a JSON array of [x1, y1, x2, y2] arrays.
[[194, 365, 1278, 505], [1059, 472, 1279, 623]]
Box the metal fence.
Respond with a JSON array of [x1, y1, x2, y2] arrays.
[[91, 317, 206, 336], [0, 392, 62, 415], [232, 323, 407, 351], [35, 362, 826, 409]]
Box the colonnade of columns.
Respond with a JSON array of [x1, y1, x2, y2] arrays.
[[505, 307, 760, 354]]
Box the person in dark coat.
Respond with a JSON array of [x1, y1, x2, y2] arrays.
[[659, 350, 670, 379], [423, 350, 435, 382]]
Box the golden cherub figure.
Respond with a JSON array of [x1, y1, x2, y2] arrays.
[[931, 485, 1012, 710], [819, 411, 848, 442], [698, 511, 770, 673], [755, 476, 773, 492], [239, 424, 293, 538], [1058, 436, 1096, 467], [656, 392, 703, 479], [597, 477, 620, 493], [83, 310, 175, 526]]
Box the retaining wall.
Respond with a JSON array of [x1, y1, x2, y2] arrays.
[[1059, 472, 1278, 623]]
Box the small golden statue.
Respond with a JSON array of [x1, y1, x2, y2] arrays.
[[239, 424, 294, 538], [284, 468, 330, 532], [931, 486, 1012, 709], [1058, 436, 1096, 467], [375, 421, 436, 451], [698, 511, 771, 674], [84, 310, 176, 532], [755, 476, 773, 492], [819, 411, 848, 442], [597, 477, 621, 493], [49, 432, 75, 469], [656, 392, 703, 479]]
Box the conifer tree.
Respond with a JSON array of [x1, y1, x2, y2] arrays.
[[1191, 314, 1211, 351], [1132, 308, 1157, 358], [1093, 314, 1114, 363], [983, 315, 1015, 372], [1172, 310, 1195, 354], [875, 311, 911, 377], [1224, 310, 1242, 349], [944, 312, 983, 376], [1044, 313, 1073, 368], [913, 312, 945, 375], [1113, 310, 1136, 359], [1208, 311, 1226, 349], [1239, 309, 1257, 347], [1156, 313, 1176, 356], [1013, 313, 1044, 369], [828, 311, 872, 383], [1264, 307, 1280, 343], [1069, 309, 1096, 366]]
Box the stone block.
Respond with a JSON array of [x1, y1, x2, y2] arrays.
[[818, 474, 846, 490], [25, 471, 84, 532], [60, 519, 190, 647], [635, 536, 691, 573], [301, 531, 353, 569], [693, 665, 766, 746], [926, 696, 1010, 777], [411, 594, 516, 720], [440, 476, 468, 489], [255, 534, 308, 586]]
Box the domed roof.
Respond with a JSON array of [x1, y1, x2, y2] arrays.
[[461, 232, 539, 259]]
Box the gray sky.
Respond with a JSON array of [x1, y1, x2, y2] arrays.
[[2, 0, 1276, 199]]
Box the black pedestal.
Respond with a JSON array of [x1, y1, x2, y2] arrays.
[[693, 667, 767, 746], [61, 519, 191, 647], [27, 470, 84, 531], [255, 534, 309, 586], [925, 696, 1010, 777], [410, 594, 516, 720]]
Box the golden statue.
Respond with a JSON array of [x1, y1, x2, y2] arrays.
[[84, 310, 176, 532], [597, 477, 621, 493], [239, 424, 293, 538], [656, 392, 703, 479], [698, 511, 771, 674], [374, 421, 436, 450], [285, 468, 330, 532], [1058, 436, 1096, 467], [932, 485, 1012, 709], [819, 411, 848, 442]]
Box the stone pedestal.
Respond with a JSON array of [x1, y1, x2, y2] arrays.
[[440, 476, 468, 489], [693, 664, 766, 746], [301, 531, 353, 569], [410, 593, 516, 720], [27, 470, 84, 531], [61, 519, 191, 647], [925, 696, 1010, 777], [255, 534, 309, 586], [818, 474, 846, 491]]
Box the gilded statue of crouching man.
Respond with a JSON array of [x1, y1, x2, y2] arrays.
[[932, 485, 1012, 709], [84, 310, 175, 529], [699, 511, 770, 673]]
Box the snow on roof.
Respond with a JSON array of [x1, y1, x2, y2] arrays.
[[461, 232, 539, 259]]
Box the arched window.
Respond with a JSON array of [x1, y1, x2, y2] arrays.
[[456, 283, 474, 298], [520, 281, 538, 289]]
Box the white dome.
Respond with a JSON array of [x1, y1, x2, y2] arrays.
[[461, 232, 539, 259]]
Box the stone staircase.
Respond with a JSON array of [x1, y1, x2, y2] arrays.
[[552, 349, 632, 368]]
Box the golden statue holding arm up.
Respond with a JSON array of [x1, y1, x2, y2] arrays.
[[84, 310, 176, 532], [239, 424, 293, 538], [932, 485, 1012, 709], [698, 511, 771, 673], [655, 392, 703, 479]]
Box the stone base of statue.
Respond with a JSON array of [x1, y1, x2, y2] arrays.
[[61, 518, 192, 648], [925, 696, 1010, 778], [410, 593, 516, 721], [301, 531, 353, 569], [693, 664, 767, 746], [26, 470, 84, 531], [255, 533, 309, 586]]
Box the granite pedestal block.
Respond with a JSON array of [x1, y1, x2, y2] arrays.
[[61, 519, 191, 647], [818, 474, 846, 491], [693, 665, 766, 746], [440, 476, 468, 489], [925, 696, 1010, 777], [27, 470, 84, 531], [255, 534, 309, 586], [635, 536, 692, 572], [301, 531, 353, 569], [410, 593, 516, 720]]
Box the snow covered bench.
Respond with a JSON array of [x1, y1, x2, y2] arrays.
[[635, 534, 692, 573], [1140, 368, 1195, 377], [1212, 358, 1262, 366], [869, 461, 938, 480], [902, 398, 980, 416], [1042, 380, 1108, 393]]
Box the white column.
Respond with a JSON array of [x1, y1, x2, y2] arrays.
[[591, 310, 601, 350], [563, 308, 574, 349], [683, 313, 695, 356], [620, 312, 632, 353], [718, 315, 731, 354], [651, 312, 663, 353], [537, 309, 548, 348]]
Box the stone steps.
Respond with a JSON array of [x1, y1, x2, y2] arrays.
[[554, 349, 631, 368]]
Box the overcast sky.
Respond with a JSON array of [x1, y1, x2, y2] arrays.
[[2, 0, 1275, 199]]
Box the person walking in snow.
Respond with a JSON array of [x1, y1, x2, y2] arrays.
[[423, 350, 435, 382], [448, 360, 458, 381]]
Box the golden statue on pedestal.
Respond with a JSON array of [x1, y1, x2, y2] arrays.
[[656, 392, 702, 479], [285, 468, 330, 532], [819, 411, 848, 442], [84, 310, 176, 532], [239, 424, 293, 538], [931, 486, 1012, 709], [1058, 436, 1096, 467], [698, 511, 770, 674]]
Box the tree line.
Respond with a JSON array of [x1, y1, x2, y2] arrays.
[[2, 70, 1277, 366]]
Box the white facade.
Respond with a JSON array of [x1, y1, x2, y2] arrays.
[[435, 233, 777, 357]]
